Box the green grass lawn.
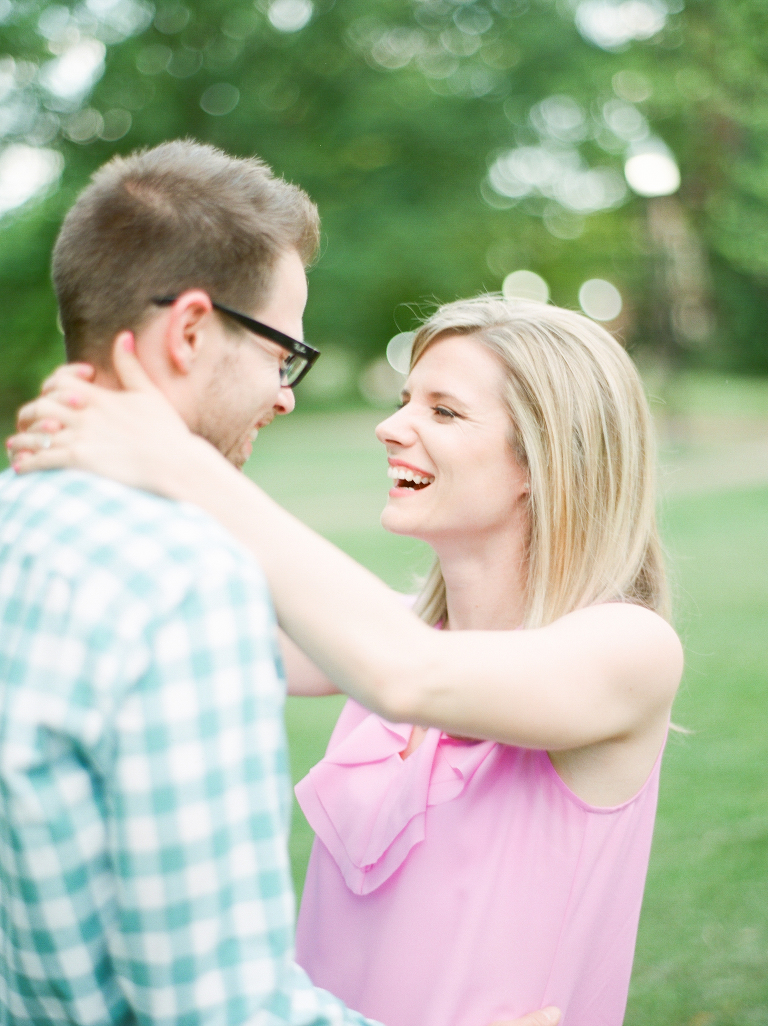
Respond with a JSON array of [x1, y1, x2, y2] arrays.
[[626, 487, 768, 1026], [248, 404, 768, 1026]]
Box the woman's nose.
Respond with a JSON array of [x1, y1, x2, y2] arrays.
[[375, 405, 414, 446]]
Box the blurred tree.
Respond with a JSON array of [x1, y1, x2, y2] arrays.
[[0, 0, 766, 414]]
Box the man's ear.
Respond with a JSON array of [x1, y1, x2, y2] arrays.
[[162, 290, 214, 375]]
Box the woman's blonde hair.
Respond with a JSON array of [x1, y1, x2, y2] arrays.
[[411, 296, 670, 629]]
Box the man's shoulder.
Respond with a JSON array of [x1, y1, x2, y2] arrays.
[[1, 466, 227, 539], [1, 466, 176, 523], [0, 468, 267, 597]]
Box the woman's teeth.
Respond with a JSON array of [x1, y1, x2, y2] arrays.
[[387, 465, 435, 488]]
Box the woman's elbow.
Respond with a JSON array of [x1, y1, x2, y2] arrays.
[[348, 626, 442, 724], [358, 662, 425, 725]]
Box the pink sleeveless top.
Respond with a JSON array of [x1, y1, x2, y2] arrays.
[[295, 699, 665, 1026]]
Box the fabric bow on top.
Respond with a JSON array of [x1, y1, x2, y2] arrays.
[[294, 701, 496, 895]]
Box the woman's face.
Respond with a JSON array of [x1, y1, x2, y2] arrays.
[[375, 334, 529, 546]]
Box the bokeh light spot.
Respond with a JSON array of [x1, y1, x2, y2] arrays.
[[86, 0, 155, 42], [602, 99, 649, 142], [268, 0, 313, 33], [65, 107, 104, 142], [0, 145, 64, 216], [167, 48, 202, 79], [530, 95, 587, 143], [612, 69, 652, 103], [39, 39, 106, 100], [136, 44, 172, 75], [154, 3, 190, 35], [416, 48, 459, 80], [575, 0, 667, 51], [488, 145, 626, 214], [503, 270, 549, 303], [0, 57, 14, 103], [100, 108, 132, 140], [624, 150, 680, 197], [453, 4, 493, 35], [37, 5, 74, 42], [579, 278, 623, 321], [200, 83, 240, 116], [386, 332, 415, 375], [370, 27, 425, 69]]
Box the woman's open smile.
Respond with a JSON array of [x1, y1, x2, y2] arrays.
[[375, 334, 529, 546], [386, 459, 435, 492]]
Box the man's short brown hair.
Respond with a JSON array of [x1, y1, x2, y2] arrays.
[[53, 139, 320, 364]]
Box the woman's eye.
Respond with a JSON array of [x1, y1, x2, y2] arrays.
[[434, 406, 456, 419]]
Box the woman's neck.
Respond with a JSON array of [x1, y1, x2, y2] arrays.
[[436, 528, 528, 632]]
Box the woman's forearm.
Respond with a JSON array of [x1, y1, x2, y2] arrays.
[[164, 441, 680, 752], [166, 438, 435, 722], [278, 628, 341, 697]]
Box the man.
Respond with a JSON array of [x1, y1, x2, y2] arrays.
[[0, 141, 558, 1026]]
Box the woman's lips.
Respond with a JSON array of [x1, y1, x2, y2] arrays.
[[387, 461, 435, 491]]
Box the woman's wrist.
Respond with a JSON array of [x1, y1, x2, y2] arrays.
[[160, 434, 237, 504]]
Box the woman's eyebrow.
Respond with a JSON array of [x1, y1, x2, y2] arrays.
[[427, 390, 467, 407]]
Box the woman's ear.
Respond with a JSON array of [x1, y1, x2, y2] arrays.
[[162, 291, 214, 375]]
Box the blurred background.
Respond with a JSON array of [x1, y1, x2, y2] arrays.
[[1, 0, 768, 409], [1, 1, 767, 1023]]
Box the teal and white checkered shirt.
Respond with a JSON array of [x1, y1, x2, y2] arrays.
[[0, 469, 380, 1026]]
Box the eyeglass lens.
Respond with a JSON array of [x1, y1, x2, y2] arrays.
[[281, 355, 306, 386]]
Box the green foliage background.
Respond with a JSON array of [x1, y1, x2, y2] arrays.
[[0, 0, 767, 413]]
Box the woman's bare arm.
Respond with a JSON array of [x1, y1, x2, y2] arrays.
[[165, 454, 682, 750], [10, 343, 682, 751], [279, 628, 340, 696]]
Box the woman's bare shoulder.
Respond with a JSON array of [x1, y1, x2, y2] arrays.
[[551, 602, 684, 704]]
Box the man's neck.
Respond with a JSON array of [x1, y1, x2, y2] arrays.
[[91, 365, 121, 390]]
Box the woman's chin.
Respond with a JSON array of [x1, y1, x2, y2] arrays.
[[380, 505, 421, 538], [380, 504, 439, 543]]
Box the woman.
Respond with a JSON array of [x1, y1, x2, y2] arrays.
[[9, 296, 683, 1026]]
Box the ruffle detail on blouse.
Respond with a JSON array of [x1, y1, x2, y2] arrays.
[[295, 705, 496, 895]]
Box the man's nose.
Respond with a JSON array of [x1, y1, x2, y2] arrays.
[[275, 384, 296, 415]]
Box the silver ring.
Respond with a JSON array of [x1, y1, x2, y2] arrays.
[[39, 434, 52, 450]]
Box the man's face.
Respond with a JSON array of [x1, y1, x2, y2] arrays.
[[193, 248, 308, 467]]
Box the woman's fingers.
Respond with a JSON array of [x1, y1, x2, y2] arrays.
[[7, 430, 54, 455], [7, 423, 71, 464], [7, 427, 76, 474], [16, 392, 85, 432], [19, 333, 160, 437], [41, 363, 95, 394], [10, 420, 70, 473], [9, 332, 193, 489], [12, 446, 70, 474], [112, 332, 157, 393]]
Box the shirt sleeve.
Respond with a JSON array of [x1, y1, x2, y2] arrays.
[[104, 553, 382, 1026]]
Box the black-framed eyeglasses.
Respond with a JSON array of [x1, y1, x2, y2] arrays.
[[152, 296, 320, 387]]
